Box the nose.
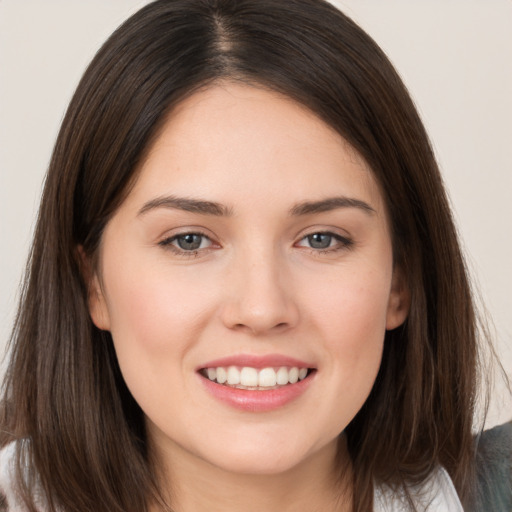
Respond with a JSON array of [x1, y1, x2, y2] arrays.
[[219, 248, 299, 335]]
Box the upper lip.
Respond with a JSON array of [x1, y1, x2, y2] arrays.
[[198, 353, 315, 370]]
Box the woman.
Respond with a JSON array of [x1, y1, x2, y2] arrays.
[[0, 0, 497, 510]]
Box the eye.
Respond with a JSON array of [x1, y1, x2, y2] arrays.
[[296, 231, 353, 252], [159, 232, 213, 252], [305, 233, 334, 249]]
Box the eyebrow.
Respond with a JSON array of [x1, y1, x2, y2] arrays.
[[137, 194, 375, 217], [289, 196, 376, 216], [138, 195, 233, 217]]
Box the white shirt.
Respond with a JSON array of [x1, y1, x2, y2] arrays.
[[374, 466, 464, 511]]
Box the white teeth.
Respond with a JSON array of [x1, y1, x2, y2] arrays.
[[216, 367, 227, 384], [289, 367, 299, 384], [276, 366, 289, 385], [204, 365, 310, 387], [240, 367, 258, 386], [227, 366, 240, 385], [258, 367, 277, 387]]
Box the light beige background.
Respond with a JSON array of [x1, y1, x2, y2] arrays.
[[0, 0, 511, 427]]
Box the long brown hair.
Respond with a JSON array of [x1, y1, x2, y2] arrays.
[[1, 0, 483, 510]]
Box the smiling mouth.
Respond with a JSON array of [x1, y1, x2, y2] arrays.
[[199, 366, 314, 390]]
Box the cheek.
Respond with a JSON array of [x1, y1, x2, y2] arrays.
[[303, 267, 391, 427], [310, 266, 391, 345], [105, 252, 204, 332], [101, 255, 219, 376], [99, 260, 221, 420], [327, 282, 388, 383]]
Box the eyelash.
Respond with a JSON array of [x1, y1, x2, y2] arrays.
[[158, 230, 354, 258], [158, 231, 213, 258], [296, 231, 354, 255]]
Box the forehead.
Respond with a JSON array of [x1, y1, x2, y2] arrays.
[[125, 82, 385, 215]]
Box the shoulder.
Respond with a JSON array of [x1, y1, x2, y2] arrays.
[[374, 467, 463, 512], [474, 421, 512, 512]]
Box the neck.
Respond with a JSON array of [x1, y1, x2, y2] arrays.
[[150, 436, 352, 512]]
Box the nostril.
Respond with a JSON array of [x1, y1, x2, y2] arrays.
[[220, 291, 299, 334], [231, 321, 291, 335]]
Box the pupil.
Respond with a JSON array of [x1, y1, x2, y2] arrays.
[[309, 233, 331, 249], [178, 234, 202, 250]]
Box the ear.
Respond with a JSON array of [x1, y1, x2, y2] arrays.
[[386, 265, 410, 330], [77, 246, 111, 331]]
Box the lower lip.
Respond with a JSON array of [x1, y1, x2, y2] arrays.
[[198, 372, 315, 412]]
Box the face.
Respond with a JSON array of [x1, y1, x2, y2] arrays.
[[88, 83, 408, 477]]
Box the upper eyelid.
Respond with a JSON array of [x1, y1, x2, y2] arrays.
[[294, 225, 352, 241], [158, 227, 215, 242]]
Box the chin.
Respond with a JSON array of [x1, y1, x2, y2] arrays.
[[211, 452, 308, 476], [197, 432, 332, 477]]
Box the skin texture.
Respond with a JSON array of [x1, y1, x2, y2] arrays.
[[88, 83, 409, 511]]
